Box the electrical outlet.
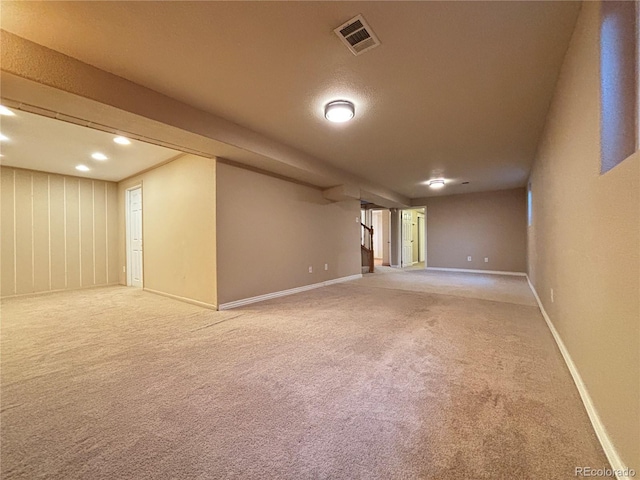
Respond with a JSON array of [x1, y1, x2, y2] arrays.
[[551, 288, 554, 303], [484, 257, 489, 263], [308, 266, 313, 273], [467, 256, 472, 262], [324, 264, 328, 271]]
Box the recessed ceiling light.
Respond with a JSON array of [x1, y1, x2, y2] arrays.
[[0, 134, 9, 142], [428, 179, 445, 189], [324, 100, 355, 123], [91, 152, 108, 161], [0, 106, 15, 116], [113, 136, 131, 145], [75, 164, 90, 172]]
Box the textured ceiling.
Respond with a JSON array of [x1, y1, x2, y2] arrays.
[[0, 108, 180, 181], [0, 1, 580, 197]]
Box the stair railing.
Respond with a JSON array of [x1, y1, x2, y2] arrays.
[[361, 223, 374, 273]]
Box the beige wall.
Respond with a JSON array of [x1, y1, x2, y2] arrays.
[[118, 154, 217, 308], [216, 162, 361, 305], [418, 188, 527, 272], [1, 166, 118, 297], [528, 2, 639, 470]]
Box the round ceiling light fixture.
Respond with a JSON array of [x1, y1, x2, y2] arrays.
[[113, 136, 131, 145], [324, 100, 355, 123], [428, 179, 445, 189], [91, 152, 108, 161], [76, 164, 90, 172]]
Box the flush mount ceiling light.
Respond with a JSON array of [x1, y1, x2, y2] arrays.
[[113, 136, 131, 145], [76, 164, 90, 172], [428, 179, 445, 189], [91, 152, 108, 161], [0, 106, 15, 116], [324, 100, 355, 123]]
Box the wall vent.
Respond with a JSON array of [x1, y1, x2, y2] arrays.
[[334, 14, 380, 56]]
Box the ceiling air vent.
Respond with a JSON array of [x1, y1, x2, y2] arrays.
[[334, 14, 380, 56]]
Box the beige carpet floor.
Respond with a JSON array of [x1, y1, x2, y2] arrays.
[[368, 266, 537, 306], [1, 271, 608, 479]]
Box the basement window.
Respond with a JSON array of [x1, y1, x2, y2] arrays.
[[600, 1, 639, 173], [527, 182, 533, 226]]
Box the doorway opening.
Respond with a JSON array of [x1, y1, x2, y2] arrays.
[[361, 202, 392, 273], [126, 185, 143, 287], [401, 208, 426, 268], [371, 209, 391, 267]]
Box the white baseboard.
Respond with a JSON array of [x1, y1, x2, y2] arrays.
[[144, 288, 217, 310], [426, 267, 527, 276], [0, 282, 121, 300], [219, 273, 363, 310], [526, 276, 631, 479]]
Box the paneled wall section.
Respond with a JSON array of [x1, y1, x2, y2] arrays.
[[1, 167, 118, 297]]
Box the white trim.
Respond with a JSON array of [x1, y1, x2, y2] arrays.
[[526, 276, 630, 479], [12, 169, 16, 295], [30, 173, 34, 289], [0, 282, 120, 300], [78, 181, 82, 286], [219, 274, 363, 310], [78, 179, 85, 287], [47, 175, 51, 290], [144, 288, 217, 310], [92, 181, 96, 285], [426, 267, 527, 276], [63, 177, 67, 289], [323, 274, 362, 286], [125, 185, 142, 287], [104, 183, 109, 284]]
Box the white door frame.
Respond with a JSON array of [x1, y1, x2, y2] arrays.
[[372, 210, 383, 259], [417, 215, 423, 262], [417, 210, 426, 265], [401, 210, 413, 267], [125, 185, 143, 287]]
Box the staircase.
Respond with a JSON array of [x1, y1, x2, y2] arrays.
[[361, 223, 374, 274]]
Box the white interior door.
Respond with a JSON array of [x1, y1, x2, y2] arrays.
[[402, 210, 413, 266], [127, 187, 143, 288]]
